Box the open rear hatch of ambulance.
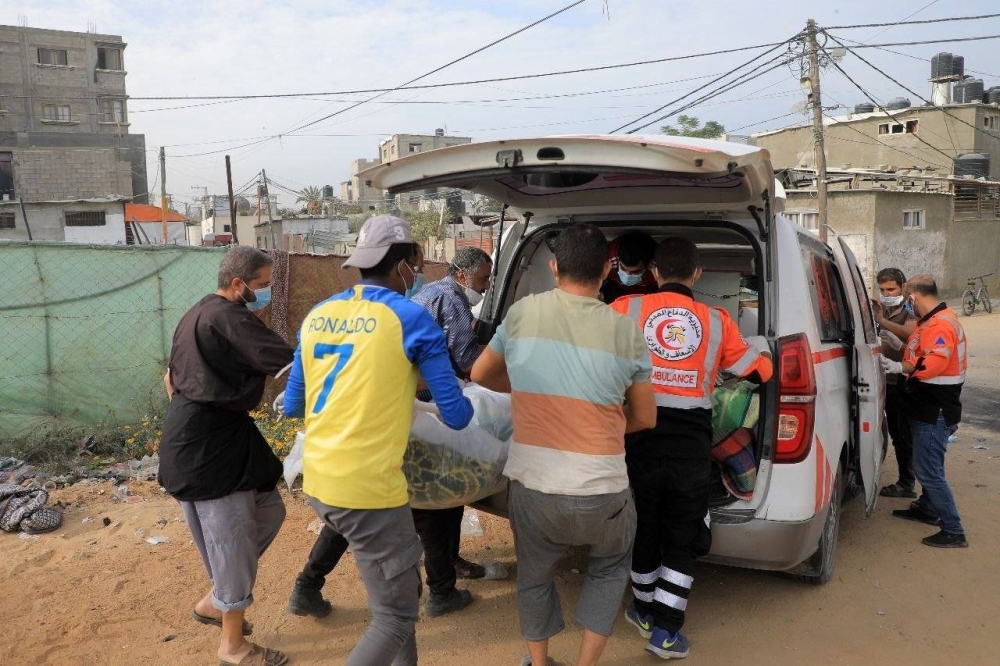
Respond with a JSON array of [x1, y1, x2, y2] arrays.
[[363, 134, 776, 218], [368, 136, 780, 516]]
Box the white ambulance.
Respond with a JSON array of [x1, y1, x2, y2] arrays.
[[365, 135, 886, 584]]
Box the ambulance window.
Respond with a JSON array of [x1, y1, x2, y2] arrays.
[[848, 264, 877, 344], [801, 244, 851, 342]]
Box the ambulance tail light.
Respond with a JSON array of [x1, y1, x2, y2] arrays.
[[775, 333, 816, 464]]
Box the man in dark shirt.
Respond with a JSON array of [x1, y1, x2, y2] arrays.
[[871, 267, 918, 499], [409, 247, 493, 617], [159, 246, 293, 666], [600, 230, 658, 304]]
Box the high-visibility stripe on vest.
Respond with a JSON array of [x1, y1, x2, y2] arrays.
[[613, 286, 772, 409], [905, 305, 967, 385]]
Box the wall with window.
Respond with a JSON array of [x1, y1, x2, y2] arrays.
[[0, 201, 125, 243]]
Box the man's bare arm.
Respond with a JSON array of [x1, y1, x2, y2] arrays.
[[624, 381, 657, 433], [470, 347, 511, 393], [163, 370, 173, 399]]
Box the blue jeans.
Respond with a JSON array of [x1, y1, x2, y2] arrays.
[[910, 415, 964, 534]]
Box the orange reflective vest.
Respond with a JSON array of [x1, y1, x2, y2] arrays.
[[904, 304, 967, 385], [612, 284, 773, 410]]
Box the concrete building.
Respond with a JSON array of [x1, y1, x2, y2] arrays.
[[0, 24, 147, 244], [340, 158, 382, 207], [255, 216, 349, 251], [378, 129, 472, 163], [378, 130, 472, 211], [754, 103, 1000, 179], [781, 167, 1000, 294], [198, 194, 275, 246]]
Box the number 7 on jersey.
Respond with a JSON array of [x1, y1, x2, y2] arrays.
[[312, 343, 355, 413]]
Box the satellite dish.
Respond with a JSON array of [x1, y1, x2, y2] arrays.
[[791, 100, 809, 115], [829, 47, 847, 62]]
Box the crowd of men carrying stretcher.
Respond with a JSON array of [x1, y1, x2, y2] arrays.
[[157, 216, 968, 666]]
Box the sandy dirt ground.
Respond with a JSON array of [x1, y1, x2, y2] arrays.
[[2, 313, 999, 665]]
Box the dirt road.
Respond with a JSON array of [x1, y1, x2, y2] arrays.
[[2, 314, 998, 665]]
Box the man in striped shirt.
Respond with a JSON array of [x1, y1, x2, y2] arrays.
[[472, 224, 656, 666]]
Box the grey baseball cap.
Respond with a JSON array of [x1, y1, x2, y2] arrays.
[[343, 215, 414, 269]]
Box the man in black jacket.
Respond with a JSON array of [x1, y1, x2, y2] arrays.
[[159, 246, 293, 666]]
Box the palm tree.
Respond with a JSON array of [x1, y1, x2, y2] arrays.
[[296, 186, 324, 214]]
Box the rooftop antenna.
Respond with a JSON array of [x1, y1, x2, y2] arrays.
[[18, 15, 28, 27], [87, 21, 97, 33]]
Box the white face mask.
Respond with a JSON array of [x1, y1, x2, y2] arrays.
[[464, 285, 483, 307], [880, 294, 904, 307]]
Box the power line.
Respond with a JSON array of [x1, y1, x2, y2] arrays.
[[819, 32, 998, 78], [610, 34, 801, 134], [848, 33, 1000, 49], [618, 51, 796, 135], [824, 12, 1000, 30], [641, 58, 795, 133], [71, 41, 794, 103], [285, 0, 589, 136], [862, 0, 940, 42], [729, 111, 802, 133]]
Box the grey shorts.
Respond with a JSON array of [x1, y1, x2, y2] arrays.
[[180, 489, 285, 612], [509, 481, 636, 640]]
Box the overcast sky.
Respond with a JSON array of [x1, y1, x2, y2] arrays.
[[5, 0, 999, 209]]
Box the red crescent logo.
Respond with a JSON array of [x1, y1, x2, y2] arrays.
[[656, 318, 683, 349]]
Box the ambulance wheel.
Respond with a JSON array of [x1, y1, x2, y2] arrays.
[[790, 467, 843, 585]]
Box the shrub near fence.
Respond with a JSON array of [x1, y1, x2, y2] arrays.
[[0, 242, 225, 439]]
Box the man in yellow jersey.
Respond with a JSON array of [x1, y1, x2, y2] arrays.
[[284, 215, 473, 665]]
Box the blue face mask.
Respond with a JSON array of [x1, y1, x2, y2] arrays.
[[240, 282, 272, 311], [405, 273, 425, 300], [618, 267, 644, 287]]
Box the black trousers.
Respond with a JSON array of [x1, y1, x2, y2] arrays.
[[411, 505, 464, 596], [297, 524, 350, 590], [627, 448, 713, 634], [886, 382, 915, 489]]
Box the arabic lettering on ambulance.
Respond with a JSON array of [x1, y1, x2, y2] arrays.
[[308, 316, 377, 334], [643, 307, 703, 361]]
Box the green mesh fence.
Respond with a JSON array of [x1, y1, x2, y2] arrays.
[[0, 242, 226, 439]]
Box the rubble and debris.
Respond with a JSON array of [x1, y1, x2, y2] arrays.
[[102, 517, 111, 527], [146, 536, 169, 545], [306, 519, 324, 536]]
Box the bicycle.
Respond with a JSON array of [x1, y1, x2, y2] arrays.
[[962, 273, 993, 316]]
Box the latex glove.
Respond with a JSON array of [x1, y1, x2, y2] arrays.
[[272, 391, 285, 415], [878, 329, 903, 352], [880, 356, 903, 375]]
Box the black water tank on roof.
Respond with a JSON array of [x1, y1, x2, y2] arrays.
[[987, 87, 1000, 105], [955, 79, 985, 103], [931, 52, 953, 79], [952, 55, 965, 77], [854, 102, 875, 114], [886, 97, 911, 110], [954, 153, 991, 179]]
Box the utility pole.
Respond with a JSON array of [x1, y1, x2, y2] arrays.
[[159, 147, 168, 244], [262, 169, 278, 250], [805, 19, 829, 242], [225, 155, 239, 245]]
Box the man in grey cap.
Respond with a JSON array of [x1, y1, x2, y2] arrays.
[[284, 215, 474, 665]]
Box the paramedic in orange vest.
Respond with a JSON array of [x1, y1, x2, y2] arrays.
[[882, 275, 969, 548], [611, 237, 773, 660]]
